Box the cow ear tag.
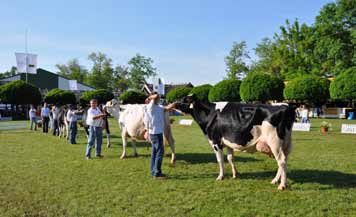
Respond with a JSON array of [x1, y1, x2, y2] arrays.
[[189, 103, 194, 109]]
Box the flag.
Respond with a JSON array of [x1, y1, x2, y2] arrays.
[[15, 52, 38, 74], [69, 80, 78, 90]]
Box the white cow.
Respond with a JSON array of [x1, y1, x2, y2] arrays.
[[105, 99, 176, 164]]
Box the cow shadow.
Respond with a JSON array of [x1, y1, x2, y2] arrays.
[[240, 169, 356, 189], [175, 153, 261, 164]]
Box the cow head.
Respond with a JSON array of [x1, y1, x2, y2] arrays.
[[175, 94, 196, 114]]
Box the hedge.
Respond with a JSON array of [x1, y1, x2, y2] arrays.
[[189, 84, 212, 102], [80, 89, 114, 105], [0, 80, 41, 105], [44, 88, 77, 105], [119, 90, 147, 104], [208, 79, 241, 102], [330, 67, 356, 100], [166, 87, 193, 103]]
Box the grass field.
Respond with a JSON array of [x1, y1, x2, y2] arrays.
[[1, 117, 356, 217]]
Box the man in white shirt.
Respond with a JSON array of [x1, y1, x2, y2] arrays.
[[29, 105, 37, 131], [41, 102, 50, 133], [67, 104, 80, 144], [144, 92, 176, 179], [85, 99, 107, 159]]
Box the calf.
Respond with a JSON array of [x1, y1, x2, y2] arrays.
[[175, 95, 295, 190]]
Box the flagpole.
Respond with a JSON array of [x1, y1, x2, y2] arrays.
[[25, 29, 28, 83]]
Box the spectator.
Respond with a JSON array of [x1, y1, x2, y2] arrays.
[[300, 105, 309, 123], [41, 102, 50, 133], [67, 105, 80, 144], [29, 105, 37, 131], [85, 99, 107, 159]]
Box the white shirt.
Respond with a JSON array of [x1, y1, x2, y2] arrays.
[[29, 108, 36, 119], [66, 109, 77, 122], [52, 107, 60, 120], [41, 107, 50, 117], [144, 101, 165, 134], [86, 107, 103, 127], [301, 109, 308, 118]]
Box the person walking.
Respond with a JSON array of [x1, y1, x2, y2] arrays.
[[29, 105, 37, 131], [144, 92, 176, 179], [41, 102, 50, 133], [85, 99, 107, 159], [52, 105, 60, 136], [67, 104, 80, 144]]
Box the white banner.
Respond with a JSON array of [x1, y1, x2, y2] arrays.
[[292, 123, 311, 131], [179, 119, 193, 126], [341, 124, 356, 134], [153, 77, 165, 95], [69, 80, 78, 90], [15, 52, 37, 74]]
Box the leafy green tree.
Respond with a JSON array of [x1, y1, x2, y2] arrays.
[[114, 65, 130, 94], [330, 67, 356, 101], [44, 88, 77, 105], [240, 73, 284, 102], [0, 80, 41, 105], [166, 87, 193, 103], [189, 84, 212, 102], [80, 89, 114, 105], [87, 52, 115, 90], [119, 90, 147, 104], [128, 54, 157, 89], [56, 59, 88, 83], [225, 41, 250, 80], [0, 66, 17, 79], [208, 79, 241, 102], [284, 75, 330, 102]]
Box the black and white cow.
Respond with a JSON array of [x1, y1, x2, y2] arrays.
[[175, 95, 296, 190]]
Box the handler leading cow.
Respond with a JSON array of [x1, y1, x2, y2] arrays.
[[175, 95, 296, 190]]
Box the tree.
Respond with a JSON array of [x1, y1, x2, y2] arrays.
[[0, 80, 41, 105], [114, 65, 130, 94], [166, 87, 193, 103], [44, 89, 77, 105], [87, 52, 115, 90], [0, 66, 17, 79], [128, 54, 157, 89], [330, 67, 356, 101], [56, 59, 88, 83], [283, 75, 330, 102], [225, 41, 250, 80], [208, 79, 241, 102], [80, 89, 114, 105], [240, 73, 284, 102], [119, 90, 147, 104], [189, 84, 212, 102]]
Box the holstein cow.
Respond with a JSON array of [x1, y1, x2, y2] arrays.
[[58, 107, 69, 139], [175, 95, 296, 190], [105, 99, 176, 165]]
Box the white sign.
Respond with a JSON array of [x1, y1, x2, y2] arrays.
[[69, 80, 78, 90], [179, 119, 193, 126], [341, 124, 356, 134], [292, 123, 311, 131], [153, 78, 165, 95], [15, 52, 37, 74]]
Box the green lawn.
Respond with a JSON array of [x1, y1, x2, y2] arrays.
[[1, 117, 356, 217]]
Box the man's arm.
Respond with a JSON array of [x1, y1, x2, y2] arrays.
[[93, 113, 106, 120], [164, 102, 176, 111]]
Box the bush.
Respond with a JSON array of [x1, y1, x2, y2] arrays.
[[330, 67, 356, 100], [80, 89, 114, 105], [189, 84, 212, 102], [208, 79, 241, 102], [284, 75, 330, 102], [119, 90, 147, 104], [240, 73, 284, 102], [166, 87, 193, 103], [44, 88, 77, 105], [0, 80, 41, 105]]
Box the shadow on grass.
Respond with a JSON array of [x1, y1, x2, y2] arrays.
[[175, 153, 261, 164], [241, 169, 356, 189]]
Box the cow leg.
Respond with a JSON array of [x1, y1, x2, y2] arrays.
[[164, 132, 176, 166], [214, 145, 225, 180], [131, 139, 138, 157], [270, 142, 287, 190], [226, 147, 237, 179], [66, 124, 69, 140], [120, 129, 127, 159], [106, 134, 111, 148], [84, 126, 89, 139]]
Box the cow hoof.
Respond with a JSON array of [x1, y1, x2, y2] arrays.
[[271, 179, 279, 185], [216, 176, 224, 181], [107, 144, 111, 148], [278, 185, 286, 191], [133, 153, 138, 157], [120, 155, 126, 159]]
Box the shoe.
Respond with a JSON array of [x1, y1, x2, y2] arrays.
[[154, 174, 167, 180], [96, 155, 104, 158], [86, 156, 91, 160]]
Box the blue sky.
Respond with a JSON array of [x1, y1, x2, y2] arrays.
[[0, 0, 330, 85]]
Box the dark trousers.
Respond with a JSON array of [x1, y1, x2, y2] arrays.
[[150, 133, 164, 177], [53, 119, 59, 136], [42, 117, 49, 133], [69, 121, 77, 144]]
